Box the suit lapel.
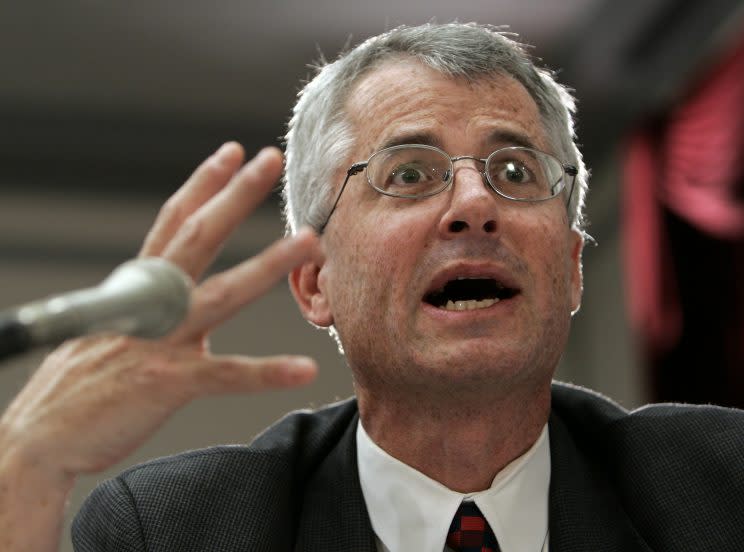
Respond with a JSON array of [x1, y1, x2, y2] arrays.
[[294, 412, 377, 552], [548, 412, 654, 552]]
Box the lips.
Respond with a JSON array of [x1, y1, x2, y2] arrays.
[[422, 265, 521, 312]]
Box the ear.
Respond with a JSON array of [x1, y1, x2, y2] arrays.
[[569, 230, 584, 316], [289, 259, 334, 327]]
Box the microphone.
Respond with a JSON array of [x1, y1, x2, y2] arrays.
[[0, 258, 191, 361]]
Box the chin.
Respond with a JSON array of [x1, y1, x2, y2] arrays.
[[412, 342, 541, 384]]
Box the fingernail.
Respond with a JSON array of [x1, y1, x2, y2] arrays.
[[282, 358, 317, 381], [291, 357, 316, 370], [216, 142, 237, 156], [255, 146, 281, 166]]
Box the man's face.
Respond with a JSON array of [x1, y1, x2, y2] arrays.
[[304, 59, 583, 398]]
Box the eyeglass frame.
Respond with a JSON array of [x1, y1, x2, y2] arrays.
[[318, 143, 578, 233]]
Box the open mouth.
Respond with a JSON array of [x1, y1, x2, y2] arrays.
[[423, 277, 519, 311]]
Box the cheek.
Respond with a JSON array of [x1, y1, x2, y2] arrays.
[[328, 209, 415, 306], [524, 217, 575, 308]]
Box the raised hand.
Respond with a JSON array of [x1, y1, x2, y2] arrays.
[[0, 143, 319, 551]]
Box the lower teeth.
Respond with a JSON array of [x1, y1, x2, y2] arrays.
[[441, 298, 499, 311]]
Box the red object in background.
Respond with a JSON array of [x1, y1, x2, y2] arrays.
[[624, 31, 744, 407]]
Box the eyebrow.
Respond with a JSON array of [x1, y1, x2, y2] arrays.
[[487, 129, 539, 150], [378, 132, 443, 151], [376, 128, 540, 154]]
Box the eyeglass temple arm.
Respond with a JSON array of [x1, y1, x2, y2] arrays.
[[563, 164, 578, 207], [563, 163, 595, 244], [318, 162, 367, 234]]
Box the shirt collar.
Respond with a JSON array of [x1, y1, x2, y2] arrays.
[[356, 421, 550, 552]]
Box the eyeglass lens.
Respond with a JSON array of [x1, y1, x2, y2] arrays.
[[486, 148, 563, 200], [368, 147, 451, 197]]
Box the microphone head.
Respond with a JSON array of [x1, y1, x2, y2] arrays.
[[4, 257, 192, 353], [98, 257, 192, 338], [15, 257, 193, 344]]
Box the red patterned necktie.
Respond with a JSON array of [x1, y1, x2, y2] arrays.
[[446, 501, 501, 552]]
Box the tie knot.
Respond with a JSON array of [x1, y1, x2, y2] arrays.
[[446, 502, 500, 552]]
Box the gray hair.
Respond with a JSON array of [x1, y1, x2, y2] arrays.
[[283, 22, 588, 234]]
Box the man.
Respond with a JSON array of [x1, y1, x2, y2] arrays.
[[0, 23, 742, 552]]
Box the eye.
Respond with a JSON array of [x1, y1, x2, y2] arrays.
[[389, 163, 430, 186], [495, 161, 535, 184]]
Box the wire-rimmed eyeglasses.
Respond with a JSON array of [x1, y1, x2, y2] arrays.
[[319, 143, 578, 233]]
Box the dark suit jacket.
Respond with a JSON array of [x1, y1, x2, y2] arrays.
[[72, 382, 744, 551]]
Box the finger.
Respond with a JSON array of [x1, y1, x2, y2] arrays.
[[167, 227, 319, 343], [139, 142, 245, 257], [161, 147, 284, 280], [188, 354, 318, 396]]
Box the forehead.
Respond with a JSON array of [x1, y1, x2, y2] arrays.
[[344, 58, 548, 158]]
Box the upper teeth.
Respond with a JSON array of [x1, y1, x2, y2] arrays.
[[440, 298, 499, 311]]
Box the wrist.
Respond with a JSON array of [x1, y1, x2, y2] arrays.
[[0, 431, 75, 552], [0, 426, 77, 494]]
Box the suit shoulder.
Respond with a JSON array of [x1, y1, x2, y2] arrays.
[[551, 381, 743, 480], [112, 397, 358, 486], [551, 382, 744, 549], [72, 398, 359, 551], [551, 380, 744, 438], [614, 401, 744, 463]]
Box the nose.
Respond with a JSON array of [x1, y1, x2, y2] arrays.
[[437, 162, 499, 237]]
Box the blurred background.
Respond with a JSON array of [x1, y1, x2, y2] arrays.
[[1, 1, 743, 548]]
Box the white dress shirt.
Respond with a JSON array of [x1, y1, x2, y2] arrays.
[[356, 421, 550, 552]]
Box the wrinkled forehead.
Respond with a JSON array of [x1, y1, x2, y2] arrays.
[[343, 58, 549, 161]]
